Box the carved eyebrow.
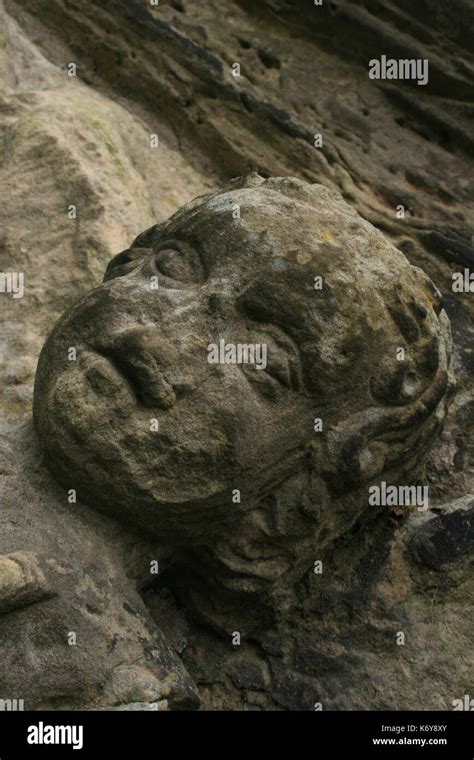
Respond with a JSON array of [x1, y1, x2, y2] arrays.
[[157, 238, 207, 268], [144, 237, 209, 287], [236, 282, 307, 330], [257, 323, 304, 393], [155, 218, 212, 270], [104, 238, 209, 283], [263, 322, 301, 356], [103, 247, 151, 281]]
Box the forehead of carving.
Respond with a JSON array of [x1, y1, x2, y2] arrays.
[[139, 182, 392, 280]]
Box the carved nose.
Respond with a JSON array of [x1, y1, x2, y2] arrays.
[[100, 328, 182, 409]]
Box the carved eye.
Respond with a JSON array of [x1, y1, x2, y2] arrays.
[[242, 329, 302, 398], [103, 247, 150, 281], [243, 350, 294, 401], [153, 243, 205, 283]]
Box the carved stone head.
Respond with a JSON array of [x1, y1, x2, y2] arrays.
[[33, 175, 453, 560]]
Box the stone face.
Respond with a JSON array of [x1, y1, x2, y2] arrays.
[[34, 175, 454, 552], [32, 175, 458, 684]]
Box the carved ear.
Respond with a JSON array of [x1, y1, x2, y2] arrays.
[[0, 552, 52, 614], [323, 419, 389, 491], [321, 367, 450, 492]]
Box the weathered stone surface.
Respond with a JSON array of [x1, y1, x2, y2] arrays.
[[409, 495, 474, 569], [0, 0, 212, 420], [0, 0, 473, 711], [30, 175, 469, 710], [0, 419, 199, 710], [0, 552, 51, 614]]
